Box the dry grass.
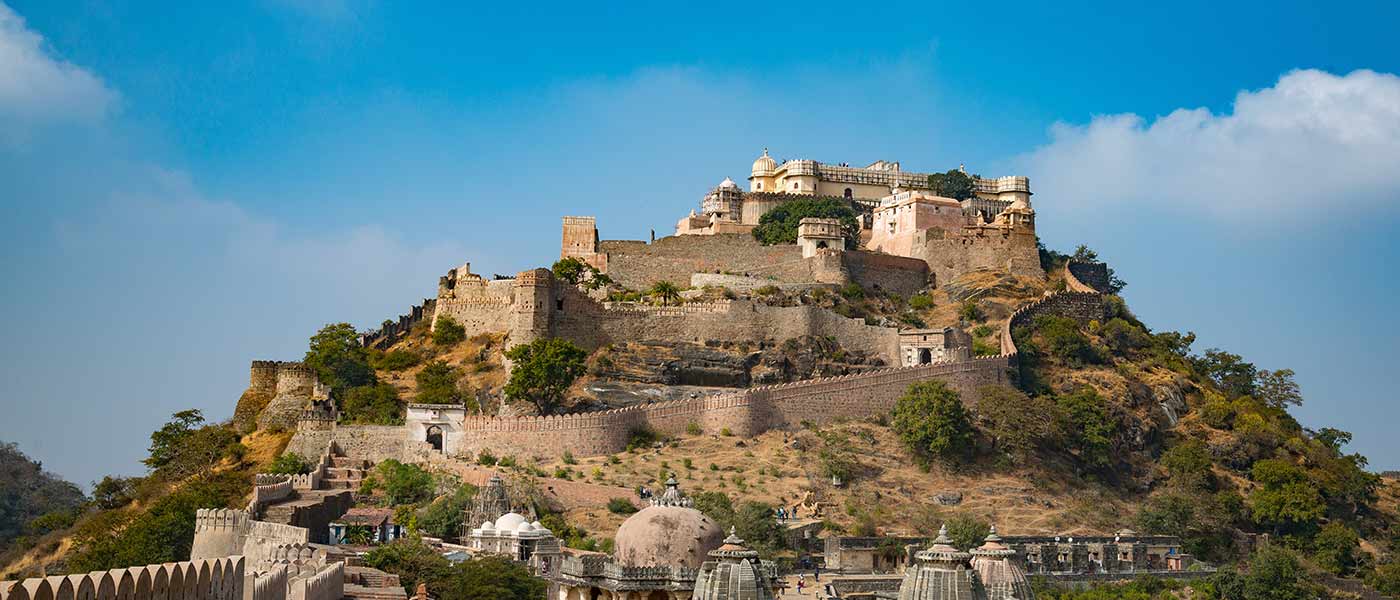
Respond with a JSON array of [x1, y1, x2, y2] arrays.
[[521, 421, 1135, 539]]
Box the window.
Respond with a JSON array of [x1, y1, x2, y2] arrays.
[[844, 188, 853, 198], [756, 182, 763, 190], [792, 181, 799, 190], [556, 299, 564, 311]]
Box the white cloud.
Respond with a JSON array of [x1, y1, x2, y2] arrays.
[[1020, 69, 1400, 221], [0, 2, 116, 125]]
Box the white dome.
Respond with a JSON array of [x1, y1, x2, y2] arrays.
[[719, 177, 739, 190], [480, 520, 494, 530], [751, 149, 776, 176], [530, 520, 544, 530], [494, 512, 527, 531], [516, 521, 534, 533]]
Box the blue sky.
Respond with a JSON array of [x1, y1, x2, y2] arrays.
[[2, 0, 1398, 486]]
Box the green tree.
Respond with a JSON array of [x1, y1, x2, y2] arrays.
[[1054, 387, 1116, 471], [91, 475, 139, 509], [1241, 545, 1312, 600], [927, 169, 976, 200], [432, 316, 467, 346], [68, 472, 245, 571], [415, 361, 463, 405], [1312, 521, 1359, 576], [1193, 349, 1256, 399], [944, 514, 990, 551], [1368, 561, 1400, 596], [304, 323, 376, 394], [343, 383, 405, 424], [1247, 459, 1324, 534], [143, 409, 206, 470], [1160, 439, 1213, 489], [503, 338, 588, 414], [892, 381, 975, 466], [1254, 368, 1302, 409], [972, 386, 1056, 464], [552, 257, 589, 284], [750, 197, 860, 249], [143, 410, 241, 479], [647, 281, 681, 306], [436, 556, 547, 600], [266, 452, 312, 475], [363, 538, 453, 596], [416, 482, 478, 540], [366, 460, 435, 505]]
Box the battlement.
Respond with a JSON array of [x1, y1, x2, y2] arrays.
[[195, 507, 251, 532], [0, 556, 248, 600], [515, 268, 553, 286]]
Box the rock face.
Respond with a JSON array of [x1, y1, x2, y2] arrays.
[[590, 336, 884, 389]]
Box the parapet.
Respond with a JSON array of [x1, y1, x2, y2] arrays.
[[514, 268, 553, 286], [0, 556, 251, 600]]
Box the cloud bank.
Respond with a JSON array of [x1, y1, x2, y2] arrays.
[[1020, 69, 1400, 222], [0, 2, 116, 126]]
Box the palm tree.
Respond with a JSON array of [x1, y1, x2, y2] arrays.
[[647, 281, 681, 306]]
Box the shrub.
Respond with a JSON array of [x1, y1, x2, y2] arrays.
[[477, 450, 498, 466], [415, 482, 478, 541], [958, 300, 983, 322], [754, 285, 780, 296], [1054, 387, 1116, 470], [686, 422, 703, 436], [266, 452, 312, 475], [1034, 315, 1101, 367], [415, 361, 463, 405], [367, 459, 435, 505], [892, 381, 975, 466], [626, 426, 660, 452], [561, 451, 577, 465], [431, 316, 466, 346], [304, 322, 376, 396], [972, 324, 994, 338], [375, 349, 422, 371], [909, 293, 934, 310], [720, 427, 733, 437], [606, 498, 638, 515]]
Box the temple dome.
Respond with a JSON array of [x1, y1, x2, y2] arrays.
[[969, 526, 1035, 600], [896, 524, 981, 600], [693, 529, 775, 600], [614, 477, 723, 569], [751, 149, 776, 177], [494, 512, 527, 531], [719, 177, 740, 190]]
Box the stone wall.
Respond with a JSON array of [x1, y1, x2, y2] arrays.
[[914, 225, 1042, 286], [838, 250, 931, 297], [285, 425, 405, 464], [358, 299, 437, 350], [1066, 260, 1111, 293], [549, 285, 901, 361], [450, 355, 1010, 461], [599, 234, 810, 289], [191, 509, 309, 565], [0, 557, 249, 600]]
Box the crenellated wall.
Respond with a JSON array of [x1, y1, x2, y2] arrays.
[[191, 509, 309, 566], [1065, 260, 1111, 294], [0, 557, 249, 600], [450, 355, 1011, 460], [358, 299, 437, 350]]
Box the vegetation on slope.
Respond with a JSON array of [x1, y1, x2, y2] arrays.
[[0, 443, 85, 556], [751, 197, 860, 249]]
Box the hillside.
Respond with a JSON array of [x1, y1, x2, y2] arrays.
[[0, 443, 85, 556]]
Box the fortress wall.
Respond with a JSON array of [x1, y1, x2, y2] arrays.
[[549, 288, 900, 362], [916, 228, 1043, 286], [755, 357, 1011, 429], [284, 425, 404, 464], [192, 508, 310, 564], [599, 235, 809, 289], [1000, 289, 1107, 362], [452, 356, 1009, 461], [431, 279, 514, 334], [1066, 261, 1110, 293], [359, 298, 437, 350], [0, 557, 250, 600], [839, 250, 931, 297]]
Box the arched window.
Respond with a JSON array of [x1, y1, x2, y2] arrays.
[[918, 348, 932, 364], [815, 241, 828, 249], [792, 181, 799, 190], [426, 425, 443, 452], [844, 188, 853, 198]]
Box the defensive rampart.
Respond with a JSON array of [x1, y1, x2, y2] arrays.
[[191, 509, 309, 566], [0, 557, 248, 600], [1066, 260, 1111, 293], [451, 355, 1011, 460], [358, 298, 437, 350]]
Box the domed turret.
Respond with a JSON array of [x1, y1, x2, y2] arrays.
[[969, 526, 1035, 600], [751, 148, 777, 177], [494, 512, 527, 531], [614, 475, 724, 569], [897, 524, 981, 600], [693, 528, 775, 600]]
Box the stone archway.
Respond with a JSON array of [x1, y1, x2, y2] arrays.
[[426, 425, 443, 452], [918, 348, 932, 364]]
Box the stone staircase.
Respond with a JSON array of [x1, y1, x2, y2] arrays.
[[325, 456, 371, 490]]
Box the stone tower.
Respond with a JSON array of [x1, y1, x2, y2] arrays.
[[797, 217, 845, 257], [510, 269, 554, 347]]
